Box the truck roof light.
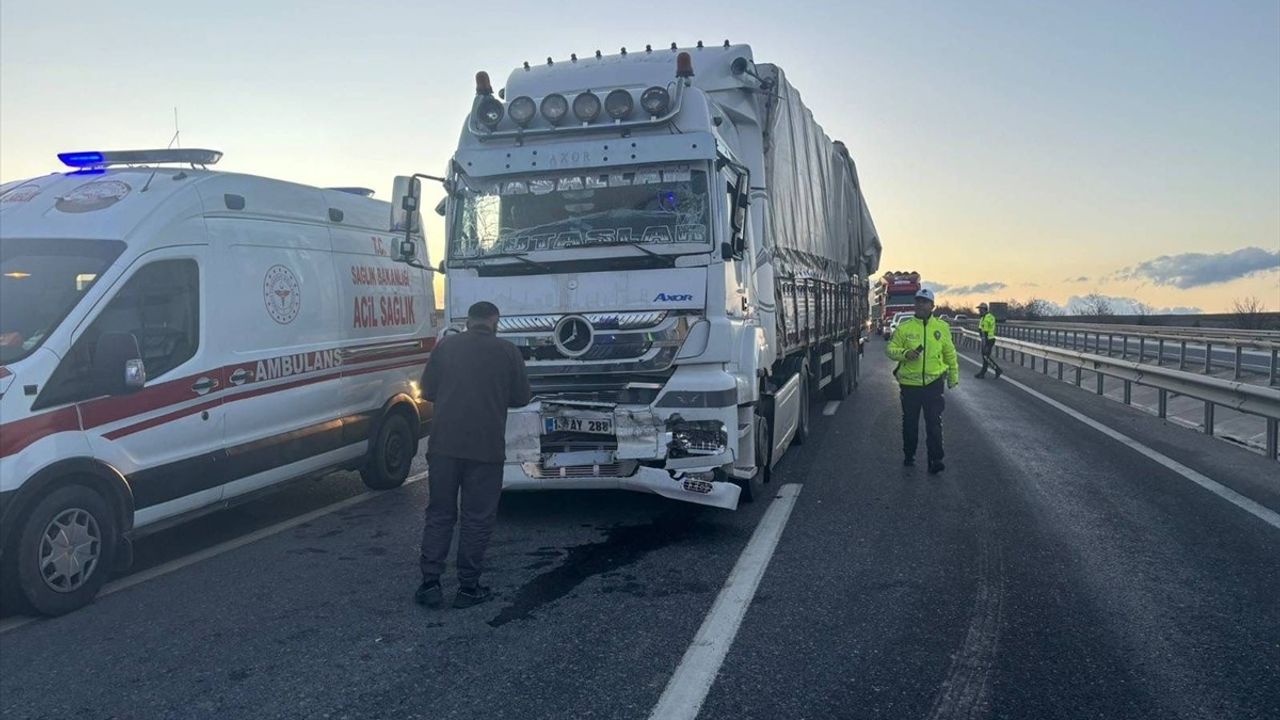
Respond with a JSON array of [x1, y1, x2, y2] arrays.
[[475, 71, 494, 96], [540, 93, 569, 125], [605, 89, 634, 120], [640, 86, 671, 116], [571, 53, 578, 63], [671, 42, 678, 51], [573, 92, 602, 123], [646, 44, 652, 53], [475, 96, 504, 129], [676, 52, 694, 78], [596, 50, 602, 58], [509, 96, 537, 127], [697, 40, 704, 49], [57, 149, 222, 168]]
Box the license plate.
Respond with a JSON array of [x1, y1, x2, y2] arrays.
[[543, 416, 614, 435]]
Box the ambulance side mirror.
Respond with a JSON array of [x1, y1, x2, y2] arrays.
[[93, 332, 146, 394]]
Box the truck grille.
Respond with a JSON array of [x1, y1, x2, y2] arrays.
[[524, 460, 640, 479]]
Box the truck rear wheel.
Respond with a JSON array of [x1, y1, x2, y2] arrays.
[[361, 412, 415, 490], [10, 484, 118, 616], [793, 372, 811, 445]]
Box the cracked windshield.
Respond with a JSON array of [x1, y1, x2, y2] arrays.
[[450, 165, 710, 257]]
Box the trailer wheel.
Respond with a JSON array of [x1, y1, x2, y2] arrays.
[[9, 484, 118, 616], [361, 412, 415, 490], [824, 341, 852, 401]]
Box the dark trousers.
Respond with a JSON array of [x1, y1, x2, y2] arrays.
[[901, 378, 946, 462], [980, 338, 1001, 374], [419, 454, 503, 587]]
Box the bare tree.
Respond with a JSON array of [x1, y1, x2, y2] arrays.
[[1023, 298, 1061, 320], [1232, 296, 1268, 329], [1077, 293, 1114, 317]]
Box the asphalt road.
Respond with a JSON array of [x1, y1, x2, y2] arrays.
[[1, 346, 1277, 720]]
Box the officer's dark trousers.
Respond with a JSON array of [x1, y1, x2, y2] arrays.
[[901, 378, 946, 462], [980, 338, 1001, 374], [420, 454, 503, 588]]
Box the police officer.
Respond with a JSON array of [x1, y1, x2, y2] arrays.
[[974, 302, 1003, 379], [886, 288, 958, 473], [415, 301, 531, 609]]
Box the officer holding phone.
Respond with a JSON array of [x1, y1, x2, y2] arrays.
[[886, 288, 959, 473]]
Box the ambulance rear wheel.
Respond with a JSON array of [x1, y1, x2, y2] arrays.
[[362, 413, 415, 490], [10, 484, 117, 616]]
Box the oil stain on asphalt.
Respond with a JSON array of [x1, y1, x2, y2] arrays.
[[488, 512, 711, 627]]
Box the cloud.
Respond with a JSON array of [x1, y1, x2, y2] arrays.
[[1066, 294, 1202, 315], [925, 283, 950, 293], [937, 281, 1007, 296], [1064, 276, 1090, 283], [1121, 247, 1280, 289]]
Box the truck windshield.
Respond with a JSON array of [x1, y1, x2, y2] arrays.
[[0, 238, 126, 364], [450, 165, 710, 260]]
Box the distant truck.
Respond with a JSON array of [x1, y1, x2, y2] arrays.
[[873, 271, 921, 337], [392, 43, 881, 509], [986, 301, 1009, 321]]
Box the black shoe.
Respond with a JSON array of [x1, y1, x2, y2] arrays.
[[414, 581, 444, 608], [927, 461, 946, 474], [974, 371, 986, 379], [903, 456, 916, 467], [993, 367, 1003, 379], [453, 585, 493, 609]]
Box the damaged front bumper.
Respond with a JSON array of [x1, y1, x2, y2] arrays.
[[502, 399, 741, 510]]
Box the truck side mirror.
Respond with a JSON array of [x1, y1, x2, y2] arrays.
[[435, 197, 447, 217], [93, 332, 145, 394], [391, 176, 422, 235]]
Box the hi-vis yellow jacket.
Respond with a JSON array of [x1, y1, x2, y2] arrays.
[[886, 315, 960, 387], [980, 312, 997, 338]]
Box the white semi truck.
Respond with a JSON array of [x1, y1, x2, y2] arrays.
[[394, 43, 881, 510]]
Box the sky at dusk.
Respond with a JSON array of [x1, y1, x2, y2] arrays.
[[2, 0, 1277, 313]]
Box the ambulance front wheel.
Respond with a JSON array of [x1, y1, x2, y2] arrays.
[[361, 412, 416, 490], [8, 484, 118, 616]]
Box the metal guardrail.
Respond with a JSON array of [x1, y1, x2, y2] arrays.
[[960, 321, 1280, 385], [954, 328, 1280, 461]]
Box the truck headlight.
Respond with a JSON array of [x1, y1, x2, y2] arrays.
[[667, 419, 728, 458]]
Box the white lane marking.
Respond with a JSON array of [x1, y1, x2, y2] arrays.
[[959, 355, 1280, 531], [648, 483, 803, 720], [822, 401, 841, 416], [0, 472, 427, 637]]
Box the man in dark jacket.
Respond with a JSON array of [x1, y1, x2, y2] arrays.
[[415, 301, 531, 609]]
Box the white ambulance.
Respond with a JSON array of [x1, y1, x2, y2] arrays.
[[0, 149, 436, 615]]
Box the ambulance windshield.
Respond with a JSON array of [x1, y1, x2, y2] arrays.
[[0, 238, 126, 363], [450, 164, 710, 260]]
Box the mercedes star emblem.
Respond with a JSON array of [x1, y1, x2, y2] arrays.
[[554, 315, 594, 357]]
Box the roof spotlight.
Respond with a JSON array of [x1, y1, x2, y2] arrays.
[[605, 89, 634, 120], [509, 96, 537, 127], [540, 93, 569, 125], [474, 96, 504, 129], [573, 92, 602, 123], [640, 86, 671, 116]]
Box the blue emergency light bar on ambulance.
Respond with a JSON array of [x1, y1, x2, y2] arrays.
[[390, 42, 882, 511], [0, 148, 436, 616]]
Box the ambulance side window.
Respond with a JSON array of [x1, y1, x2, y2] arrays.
[[37, 260, 200, 408]]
